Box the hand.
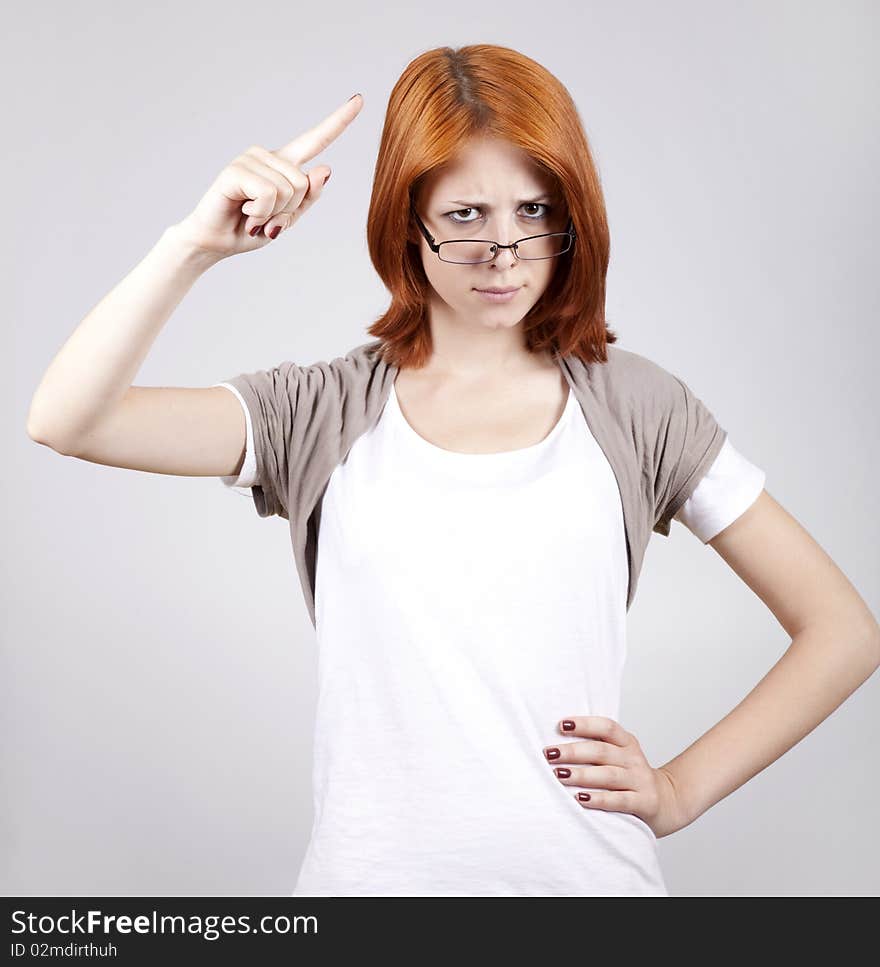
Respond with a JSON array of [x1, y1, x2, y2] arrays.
[[171, 92, 364, 260], [542, 715, 688, 838]]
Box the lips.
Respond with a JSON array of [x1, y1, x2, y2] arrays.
[[475, 286, 520, 294]]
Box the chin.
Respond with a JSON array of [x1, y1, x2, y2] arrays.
[[476, 314, 526, 329]]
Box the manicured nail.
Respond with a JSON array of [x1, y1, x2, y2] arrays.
[[323, 172, 331, 185], [554, 767, 571, 779], [577, 792, 591, 802], [349, 93, 360, 101], [249, 225, 261, 237], [561, 720, 576, 731], [544, 747, 560, 760], [269, 225, 281, 239]]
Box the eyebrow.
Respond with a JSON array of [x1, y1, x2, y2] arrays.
[[443, 195, 553, 208]]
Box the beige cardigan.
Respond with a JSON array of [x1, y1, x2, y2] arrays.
[[224, 339, 727, 629]]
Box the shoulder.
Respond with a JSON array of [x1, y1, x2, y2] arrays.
[[273, 339, 391, 393], [271, 341, 396, 430], [563, 344, 686, 414]]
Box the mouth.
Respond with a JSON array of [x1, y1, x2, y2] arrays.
[[474, 285, 521, 303]]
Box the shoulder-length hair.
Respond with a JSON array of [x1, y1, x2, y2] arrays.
[[365, 44, 617, 370]]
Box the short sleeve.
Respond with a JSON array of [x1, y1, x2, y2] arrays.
[[652, 374, 728, 537], [211, 361, 308, 520], [212, 383, 258, 491], [673, 437, 766, 542]]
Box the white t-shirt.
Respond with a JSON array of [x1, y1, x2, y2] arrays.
[[214, 378, 765, 896]]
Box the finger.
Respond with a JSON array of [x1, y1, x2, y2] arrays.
[[574, 790, 642, 816], [555, 715, 631, 748], [543, 738, 626, 766], [243, 144, 312, 209], [275, 92, 363, 166], [551, 763, 631, 791], [236, 157, 299, 221], [242, 144, 312, 224], [216, 160, 287, 236], [262, 167, 331, 239]]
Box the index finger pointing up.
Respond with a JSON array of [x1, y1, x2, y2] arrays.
[[275, 93, 363, 165]]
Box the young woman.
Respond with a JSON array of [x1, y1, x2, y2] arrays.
[[28, 45, 880, 897]]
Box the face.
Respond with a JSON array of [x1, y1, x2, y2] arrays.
[[409, 135, 567, 338]]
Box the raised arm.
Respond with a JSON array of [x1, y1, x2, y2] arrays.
[[26, 92, 364, 476]]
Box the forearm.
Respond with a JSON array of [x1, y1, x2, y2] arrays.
[[26, 223, 223, 450], [660, 618, 880, 829]]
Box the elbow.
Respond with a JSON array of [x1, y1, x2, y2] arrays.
[[26, 416, 67, 454], [26, 399, 52, 447], [855, 619, 880, 674], [853, 617, 880, 673], [859, 606, 880, 668], [26, 395, 71, 452], [869, 627, 880, 672], [26, 417, 51, 447]]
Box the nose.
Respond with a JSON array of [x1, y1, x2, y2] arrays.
[[484, 215, 520, 268], [489, 239, 518, 269], [490, 251, 517, 269]]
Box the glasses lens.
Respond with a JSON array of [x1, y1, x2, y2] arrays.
[[438, 234, 572, 263]]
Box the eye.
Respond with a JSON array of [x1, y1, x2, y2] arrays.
[[445, 207, 480, 224], [444, 202, 552, 224], [521, 202, 551, 218]]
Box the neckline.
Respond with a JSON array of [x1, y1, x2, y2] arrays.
[[387, 378, 574, 465]]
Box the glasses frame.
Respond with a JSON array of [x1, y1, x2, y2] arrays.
[[409, 202, 578, 264]]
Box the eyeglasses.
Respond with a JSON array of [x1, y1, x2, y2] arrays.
[[410, 202, 577, 264]]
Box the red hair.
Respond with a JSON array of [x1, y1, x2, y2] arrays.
[[365, 44, 618, 370]]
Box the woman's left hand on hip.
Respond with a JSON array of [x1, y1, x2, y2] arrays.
[[542, 715, 686, 838]]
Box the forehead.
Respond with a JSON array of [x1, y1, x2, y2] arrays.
[[421, 135, 554, 196]]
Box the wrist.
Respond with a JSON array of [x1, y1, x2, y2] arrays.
[[654, 764, 698, 836], [162, 222, 226, 273]]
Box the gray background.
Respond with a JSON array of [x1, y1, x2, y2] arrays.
[[5, 1, 878, 896]]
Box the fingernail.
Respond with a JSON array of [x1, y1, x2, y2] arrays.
[[349, 93, 360, 101], [544, 747, 560, 760], [269, 225, 281, 239], [561, 720, 576, 731], [577, 792, 591, 802], [323, 172, 331, 185], [554, 767, 571, 779], [249, 225, 261, 237]]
